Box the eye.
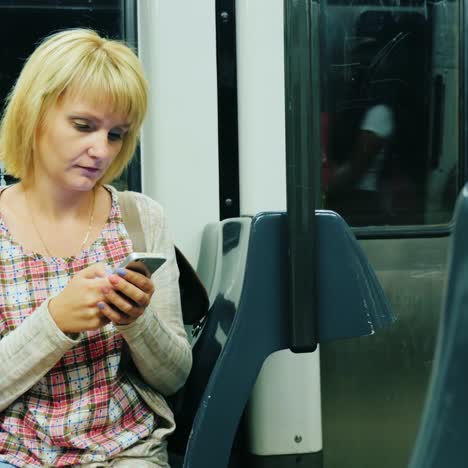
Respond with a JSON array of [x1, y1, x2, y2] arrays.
[[108, 130, 125, 142], [72, 119, 93, 132]]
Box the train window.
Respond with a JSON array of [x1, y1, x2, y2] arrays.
[[321, 2, 460, 227], [0, 0, 135, 192]]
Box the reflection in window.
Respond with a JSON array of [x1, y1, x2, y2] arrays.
[[321, 3, 459, 226], [0, 1, 131, 191]]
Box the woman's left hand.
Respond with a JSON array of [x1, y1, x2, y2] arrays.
[[99, 269, 155, 325]]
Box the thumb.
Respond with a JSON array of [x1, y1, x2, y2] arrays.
[[77, 263, 111, 279]]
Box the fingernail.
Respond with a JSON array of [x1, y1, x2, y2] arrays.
[[98, 302, 105, 310], [109, 275, 120, 285], [105, 266, 113, 276], [116, 268, 126, 277]]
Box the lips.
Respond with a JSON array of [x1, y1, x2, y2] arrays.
[[77, 165, 99, 172]]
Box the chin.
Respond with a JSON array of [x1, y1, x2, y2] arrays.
[[70, 179, 98, 192]]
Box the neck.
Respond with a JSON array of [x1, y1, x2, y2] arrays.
[[19, 179, 97, 222]]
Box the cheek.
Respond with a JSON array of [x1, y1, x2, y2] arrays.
[[39, 128, 75, 163], [35, 132, 57, 165], [106, 144, 124, 167], [112, 143, 124, 160]]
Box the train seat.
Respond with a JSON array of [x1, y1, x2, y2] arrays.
[[169, 210, 394, 467], [409, 184, 468, 468], [194, 221, 227, 308], [168, 217, 251, 462]]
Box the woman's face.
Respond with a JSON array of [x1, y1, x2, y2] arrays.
[[34, 93, 129, 192]]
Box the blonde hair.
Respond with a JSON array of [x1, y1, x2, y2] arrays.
[[0, 29, 148, 184]]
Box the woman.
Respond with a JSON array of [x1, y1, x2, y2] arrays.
[[0, 29, 192, 467]]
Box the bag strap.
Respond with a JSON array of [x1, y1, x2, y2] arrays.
[[118, 190, 147, 252], [116, 189, 209, 325]]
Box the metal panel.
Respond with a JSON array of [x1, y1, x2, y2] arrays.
[[320, 236, 448, 468]]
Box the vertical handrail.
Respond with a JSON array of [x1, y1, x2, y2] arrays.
[[461, 0, 468, 186], [284, 0, 321, 352]]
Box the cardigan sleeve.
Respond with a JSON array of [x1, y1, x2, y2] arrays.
[[116, 193, 192, 396], [0, 297, 81, 412]]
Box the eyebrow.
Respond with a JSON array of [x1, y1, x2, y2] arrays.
[[68, 113, 130, 130]]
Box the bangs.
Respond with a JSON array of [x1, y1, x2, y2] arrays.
[[64, 51, 147, 131]]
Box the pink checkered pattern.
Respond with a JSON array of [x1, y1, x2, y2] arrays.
[[0, 189, 156, 466]]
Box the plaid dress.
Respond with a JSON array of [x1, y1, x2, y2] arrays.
[[0, 188, 156, 466]]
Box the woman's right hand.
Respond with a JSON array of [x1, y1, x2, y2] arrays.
[[48, 263, 112, 334]]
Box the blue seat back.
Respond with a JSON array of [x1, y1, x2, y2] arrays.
[[178, 210, 394, 468], [409, 185, 468, 468]]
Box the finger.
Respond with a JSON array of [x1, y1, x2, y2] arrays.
[[98, 302, 134, 325], [108, 274, 151, 307], [79, 263, 110, 279], [87, 277, 112, 300], [88, 308, 111, 330], [103, 288, 143, 318], [114, 268, 155, 294]]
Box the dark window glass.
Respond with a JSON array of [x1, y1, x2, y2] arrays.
[[0, 0, 133, 192], [322, 3, 460, 226]]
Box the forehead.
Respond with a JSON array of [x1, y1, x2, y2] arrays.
[[55, 92, 129, 125]]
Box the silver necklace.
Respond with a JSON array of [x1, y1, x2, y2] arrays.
[[27, 188, 96, 257]]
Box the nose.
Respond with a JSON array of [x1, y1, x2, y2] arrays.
[[87, 131, 113, 159]]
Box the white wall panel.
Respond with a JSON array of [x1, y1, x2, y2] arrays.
[[138, 0, 220, 265], [236, 0, 287, 215]]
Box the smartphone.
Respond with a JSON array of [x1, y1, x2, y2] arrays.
[[116, 253, 166, 277]]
